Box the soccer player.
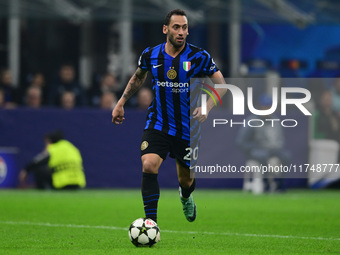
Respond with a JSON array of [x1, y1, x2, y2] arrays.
[[112, 9, 226, 223]]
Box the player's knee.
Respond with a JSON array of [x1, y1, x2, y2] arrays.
[[142, 160, 159, 174]]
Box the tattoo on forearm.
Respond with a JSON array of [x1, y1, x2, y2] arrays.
[[122, 70, 146, 100]]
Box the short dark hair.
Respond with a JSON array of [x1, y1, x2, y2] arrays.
[[45, 130, 64, 144], [164, 9, 187, 25]]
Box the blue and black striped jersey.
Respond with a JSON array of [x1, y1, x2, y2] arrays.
[[138, 42, 219, 141]]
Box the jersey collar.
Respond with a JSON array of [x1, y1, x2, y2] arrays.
[[162, 42, 187, 59]]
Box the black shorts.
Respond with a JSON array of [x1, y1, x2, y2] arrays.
[[140, 129, 192, 168]]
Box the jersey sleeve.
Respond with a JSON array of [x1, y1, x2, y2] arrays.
[[137, 47, 150, 71], [201, 50, 219, 76]]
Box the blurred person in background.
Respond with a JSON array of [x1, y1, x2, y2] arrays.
[[0, 88, 16, 109], [30, 72, 45, 87], [27, 72, 48, 105], [0, 68, 18, 107], [17, 72, 47, 106], [100, 91, 117, 110], [48, 64, 87, 107], [24, 86, 42, 109], [314, 89, 340, 161], [237, 94, 291, 193], [137, 87, 153, 110], [19, 130, 86, 190], [60, 91, 76, 110], [88, 73, 120, 107]]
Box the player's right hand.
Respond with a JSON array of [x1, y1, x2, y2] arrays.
[[112, 104, 125, 124]]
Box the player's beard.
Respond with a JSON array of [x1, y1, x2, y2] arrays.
[[168, 33, 185, 49]]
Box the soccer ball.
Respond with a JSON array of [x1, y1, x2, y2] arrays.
[[128, 218, 161, 247]]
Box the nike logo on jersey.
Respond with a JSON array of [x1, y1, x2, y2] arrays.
[[153, 64, 163, 68]]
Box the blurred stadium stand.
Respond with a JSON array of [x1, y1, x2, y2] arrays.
[[1, 0, 340, 86]]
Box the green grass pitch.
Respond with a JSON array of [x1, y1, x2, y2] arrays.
[[0, 189, 339, 254]]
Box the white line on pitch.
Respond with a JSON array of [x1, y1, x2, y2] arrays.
[[0, 221, 339, 241]]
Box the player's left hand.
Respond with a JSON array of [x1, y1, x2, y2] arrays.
[[193, 107, 208, 123]]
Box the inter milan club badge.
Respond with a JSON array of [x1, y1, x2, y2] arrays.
[[141, 141, 149, 151], [183, 61, 191, 71], [167, 67, 177, 79]]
